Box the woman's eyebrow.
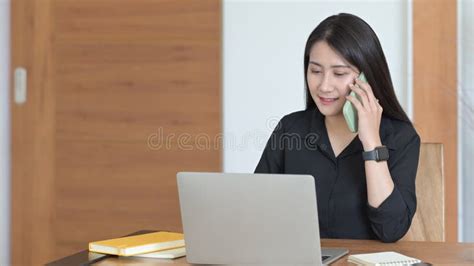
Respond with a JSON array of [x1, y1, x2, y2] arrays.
[[309, 61, 351, 68]]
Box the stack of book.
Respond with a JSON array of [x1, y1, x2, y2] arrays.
[[88, 231, 186, 259]]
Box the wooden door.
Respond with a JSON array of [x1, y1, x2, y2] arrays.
[[10, 0, 222, 265]]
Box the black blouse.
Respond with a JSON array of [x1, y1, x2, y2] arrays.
[[254, 108, 420, 243]]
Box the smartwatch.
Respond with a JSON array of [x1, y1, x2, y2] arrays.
[[363, 145, 389, 162]]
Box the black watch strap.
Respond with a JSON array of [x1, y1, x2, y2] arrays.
[[363, 146, 389, 162]]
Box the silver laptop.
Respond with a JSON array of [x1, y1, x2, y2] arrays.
[[177, 172, 348, 265]]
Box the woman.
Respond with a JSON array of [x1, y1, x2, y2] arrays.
[[254, 13, 420, 243]]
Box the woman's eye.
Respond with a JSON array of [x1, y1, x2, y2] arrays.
[[334, 73, 347, 76], [311, 70, 321, 74]]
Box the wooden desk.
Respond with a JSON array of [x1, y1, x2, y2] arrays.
[[79, 239, 474, 265]]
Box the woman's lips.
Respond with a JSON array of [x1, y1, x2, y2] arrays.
[[319, 96, 339, 105]]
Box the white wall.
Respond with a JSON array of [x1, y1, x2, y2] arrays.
[[460, 0, 474, 242], [0, 0, 10, 264], [223, 0, 410, 173]]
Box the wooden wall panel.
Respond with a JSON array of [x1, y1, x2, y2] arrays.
[[413, 0, 457, 242], [54, 142, 220, 256], [11, 0, 222, 265], [10, 0, 56, 265]]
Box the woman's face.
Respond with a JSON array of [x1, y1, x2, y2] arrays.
[[307, 41, 360, 117]]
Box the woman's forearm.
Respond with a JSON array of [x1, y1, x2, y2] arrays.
[[365, 159, 394, 208], [363, 140, 394, 208]]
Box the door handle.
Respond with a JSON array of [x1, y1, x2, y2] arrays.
[[14, 67, 27, 105]]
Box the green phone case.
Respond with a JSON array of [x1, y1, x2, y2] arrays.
[[343, 72, 367, 133]]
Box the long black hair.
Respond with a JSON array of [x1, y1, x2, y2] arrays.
[[304, 13, 411, 123]]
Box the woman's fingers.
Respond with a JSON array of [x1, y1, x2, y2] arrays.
[[345, 93, 364, 112], [355, 78, 377, 110], [349, 83, 370, 111]]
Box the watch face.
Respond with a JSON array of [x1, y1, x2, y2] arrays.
[[376, 146, 389, 161]]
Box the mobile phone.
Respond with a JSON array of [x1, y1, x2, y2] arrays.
[[343, 72, 367, 133]]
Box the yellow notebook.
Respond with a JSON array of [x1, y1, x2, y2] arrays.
[[88, 232, 185, 256]]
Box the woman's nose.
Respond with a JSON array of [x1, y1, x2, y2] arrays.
[[318, 75, 333, 92]]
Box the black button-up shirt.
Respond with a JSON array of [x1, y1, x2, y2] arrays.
[[254, 108, 420, 242]]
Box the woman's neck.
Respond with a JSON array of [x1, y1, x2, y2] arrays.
[[324, 113, 353, 136]]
